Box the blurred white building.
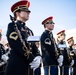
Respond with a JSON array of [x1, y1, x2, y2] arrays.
[[65, 28, 76, 43]]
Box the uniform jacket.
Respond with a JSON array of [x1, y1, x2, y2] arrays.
[[5, 20, 40, 75], [40, 30, 59, 66], [57, 40, 71, 66]]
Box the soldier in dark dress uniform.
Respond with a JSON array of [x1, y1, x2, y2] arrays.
[[67, 37, 76, 75], [5, 1, 41, 75], [57, 30, 74, 75], [0, 29, 6, 75], [40, 16, 63, 75]]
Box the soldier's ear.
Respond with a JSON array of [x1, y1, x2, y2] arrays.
[[15, 11, 20, 17], [16, 12, 19, 16]]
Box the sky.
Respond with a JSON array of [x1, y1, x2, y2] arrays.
[[0, 0, 76, 40]]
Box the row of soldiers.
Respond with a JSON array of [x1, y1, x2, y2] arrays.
[[56, 30, 76, 75], [1, 28, 76, 75], [40, 16, 76, 75], [0, 0, 76, 75], [1, 22, 76, 75]]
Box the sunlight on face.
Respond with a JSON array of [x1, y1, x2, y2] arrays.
[[19, 11, 30, 21], [60, 34, 65, 40], [68, 40, 74, 46], [46, 24, 54, 30]]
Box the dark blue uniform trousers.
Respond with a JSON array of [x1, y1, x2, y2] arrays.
[[73, 68, 76, 75], [34, 67, 41, 75], [60, 66, 69, 75], [44, 66, 58, 75]]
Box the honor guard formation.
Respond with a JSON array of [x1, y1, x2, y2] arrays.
[[0, 0, 76, 75]]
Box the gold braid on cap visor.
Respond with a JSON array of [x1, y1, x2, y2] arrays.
[[13, 6, 28, 13], [44, 20, 55, 25]]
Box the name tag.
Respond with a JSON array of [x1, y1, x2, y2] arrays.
[[27, 36, 40, 42], [58, 44, 67, 48]]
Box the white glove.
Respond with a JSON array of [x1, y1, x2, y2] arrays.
[[70, 59, 74, 66], [30, 56, 42, 71], [58, 62, 63, 66], [0, 62, 5, 67], [1, 54, 9, 62], [57, 55, 63, 66]]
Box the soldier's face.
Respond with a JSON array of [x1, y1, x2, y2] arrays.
[[68, 40, 74, 46], [59, 34, 65, 40], [46, 24, 54, 30], [18, 11, 30, 21]]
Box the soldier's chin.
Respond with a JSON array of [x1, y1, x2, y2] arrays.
[[25, 18, 29, 21], [24, 19, 28, 21], [50, 29, 53, 30]]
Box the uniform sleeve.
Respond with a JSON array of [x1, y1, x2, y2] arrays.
[[6, 23, 35, 63], [31, 43, 41, 56], [40, 33, 58, 60], [0, 44, 6, 60]]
